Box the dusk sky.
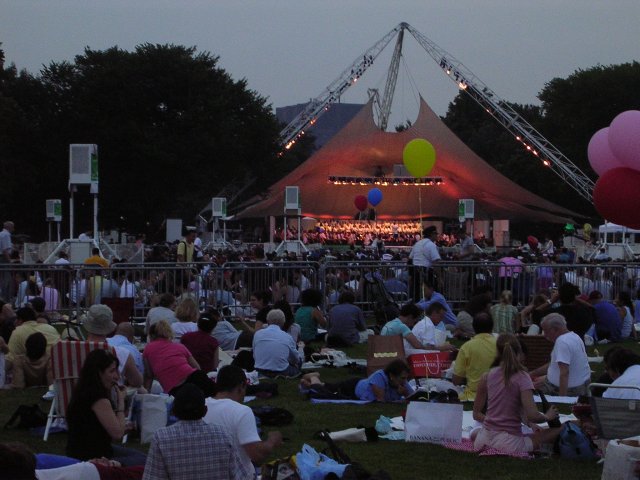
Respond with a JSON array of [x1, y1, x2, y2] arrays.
[[1, 1, 638, 128]]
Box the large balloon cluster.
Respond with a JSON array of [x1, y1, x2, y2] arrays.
[[589, 111, 640, 228]]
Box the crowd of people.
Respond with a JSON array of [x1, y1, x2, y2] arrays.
[[2, 220, 640, 478]]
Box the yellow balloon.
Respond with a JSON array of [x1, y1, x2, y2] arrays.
[[403, 138, 436, 178]]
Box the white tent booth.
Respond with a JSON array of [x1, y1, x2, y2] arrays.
[[596, 222, 640, 260]]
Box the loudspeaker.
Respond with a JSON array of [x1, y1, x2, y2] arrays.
[[285, 186, 300, 210], [46, 199, 62, 222], [69, 144, 98, 185], [211, 197, 227, 217]]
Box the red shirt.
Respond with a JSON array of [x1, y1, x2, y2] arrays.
[[181, 330, 219, 373]]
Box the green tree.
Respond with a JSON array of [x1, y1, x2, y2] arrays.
[[35, 44, 281, 236], [538, 62, 640, 177]]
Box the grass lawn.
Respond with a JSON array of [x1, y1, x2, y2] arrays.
[[1, 339, 637, 479]]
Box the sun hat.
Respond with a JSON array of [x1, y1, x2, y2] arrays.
[[83, 304, 116, 335]]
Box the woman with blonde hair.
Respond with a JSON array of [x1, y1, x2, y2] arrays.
[[143, 320, 214, 396], [171, 298, 199, 341], [472, 334, 561, 454], [490, 290, 518, 334]]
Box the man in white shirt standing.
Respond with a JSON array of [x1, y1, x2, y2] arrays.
[[0, 221, 14, 301], [532, 313, 591, 396], [204, 365, 283, 476], [409, 226, 440, 301]]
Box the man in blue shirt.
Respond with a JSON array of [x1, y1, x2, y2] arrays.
[[416, 280, 457, 327], [253, 309, 302, 377], [589, 291, 621, 342], [107, 322, 143, 375]]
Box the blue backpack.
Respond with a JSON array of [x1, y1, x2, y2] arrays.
[[555, 422, 598, 460]]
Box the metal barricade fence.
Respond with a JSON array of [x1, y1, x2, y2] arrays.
[[0, 261, 636, 323]]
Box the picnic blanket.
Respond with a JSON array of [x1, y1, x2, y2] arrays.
[[441, 438, 534, 459], [310, 399, 372, 405]]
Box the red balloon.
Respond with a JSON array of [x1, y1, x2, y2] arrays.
[[354, 195, 368, 212], [594, 167, 640, 228], [527, 236, 539, 249]]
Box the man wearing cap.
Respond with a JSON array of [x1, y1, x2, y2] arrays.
[[6, 306, 60, 368], [252, 309, 302, 378], [143, 383, 251, 480], [177, 227, 197, 263], [84, 304, 143, 388]]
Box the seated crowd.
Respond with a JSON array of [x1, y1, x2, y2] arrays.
[[1, 261, 640, 478]]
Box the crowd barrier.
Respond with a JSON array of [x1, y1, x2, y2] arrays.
[[0, 261, 637, 323]]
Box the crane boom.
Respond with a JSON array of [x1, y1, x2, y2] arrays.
[[278, 24, 402, 151], [404, 23, 595, 202], [378, 28, 405, 131]]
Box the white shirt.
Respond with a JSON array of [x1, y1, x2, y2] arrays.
[[120, 280, 137, 298], [203, 397, 261, 475], [0, 228, 12, 257], [54, 258, 70, 265], [409, 238, 440, 268], [412, 316, 436, 348], [171, 321, 198, 341], [546, 331, 591, 388], [603, 365, 640, 400], [37, 463, 100, 480]]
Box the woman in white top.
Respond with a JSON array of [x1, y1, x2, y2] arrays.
[[616, 292, 636, 339], [171, 298, 199, 341], [603, 347, 640, 400]]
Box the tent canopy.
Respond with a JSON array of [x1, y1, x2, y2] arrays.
[[236, 97, 581, 223]]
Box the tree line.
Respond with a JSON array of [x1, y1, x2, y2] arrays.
[[1, 42, 638, 240]]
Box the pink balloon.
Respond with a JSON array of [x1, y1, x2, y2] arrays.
[[587, 127, 624, 176], [608, 110, 640, 169]]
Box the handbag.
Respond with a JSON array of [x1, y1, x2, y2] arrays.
[[4, 404, 48, 429], [404, 401, 463, 444]]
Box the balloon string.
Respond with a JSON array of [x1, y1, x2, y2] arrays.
[[419, 186, 423, 223]]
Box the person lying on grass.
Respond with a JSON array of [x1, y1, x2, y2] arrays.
[[300, 359, 414, 403]]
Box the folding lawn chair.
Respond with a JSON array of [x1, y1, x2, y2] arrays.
[[517, 335, 554, 371], [589, 383, 640, 441], [44, 340, 116, 441]]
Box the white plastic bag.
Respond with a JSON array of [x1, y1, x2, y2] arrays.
[[602, 438, 640, 480], [404, 402, 463, 444], [138, 394, 172, 444]]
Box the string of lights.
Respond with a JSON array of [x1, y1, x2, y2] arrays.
[[328, 176, 444, 186]]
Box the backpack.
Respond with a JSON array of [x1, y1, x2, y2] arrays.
[[4, 404, 48, 429], [555, 422, 598, 460], [251, 405, 294, 426]]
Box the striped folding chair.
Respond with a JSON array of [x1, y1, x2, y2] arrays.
[[44, 340, 116, 441]]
